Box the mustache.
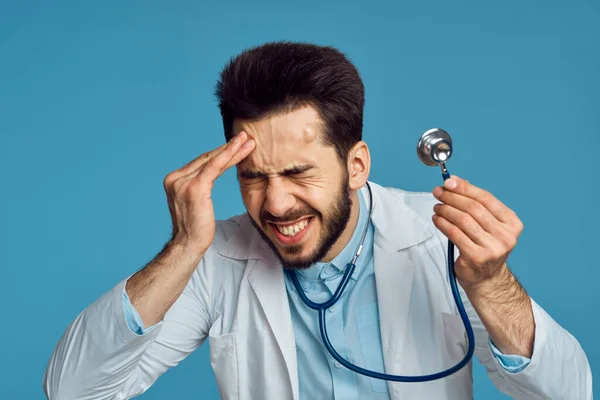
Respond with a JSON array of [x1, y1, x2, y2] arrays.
[[261, 207, 320, 224]]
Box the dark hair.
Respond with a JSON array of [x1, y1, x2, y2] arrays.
[[215, 41, 364, 161]]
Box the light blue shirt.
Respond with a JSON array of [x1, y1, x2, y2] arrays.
[[283, 190, 389, 398], [123, 190, 531, 397]]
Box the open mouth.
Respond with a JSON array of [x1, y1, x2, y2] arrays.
[[269, 217, 313, 245]]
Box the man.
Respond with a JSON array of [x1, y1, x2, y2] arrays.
[[44, 41, 591, 399]]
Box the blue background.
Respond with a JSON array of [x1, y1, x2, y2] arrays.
[[1, 0, 597, 398]]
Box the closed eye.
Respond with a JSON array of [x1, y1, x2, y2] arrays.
[[239, 165, 314, 181], [239, 170, 266, 180], [238, 171, 267, 186], [282, 165, 314, 177]]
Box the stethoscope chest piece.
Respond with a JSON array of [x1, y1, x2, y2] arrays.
[[417, 128, 453, 167]]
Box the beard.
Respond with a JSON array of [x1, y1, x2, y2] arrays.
[[248, 178, 353, 270]]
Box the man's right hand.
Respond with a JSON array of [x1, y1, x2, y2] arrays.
[[125, 131, 255, 328], [164, 131, 255, 254]]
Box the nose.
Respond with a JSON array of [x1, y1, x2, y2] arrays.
[[264, 178, 296, 218]]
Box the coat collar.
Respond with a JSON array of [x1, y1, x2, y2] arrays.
[[216, 181, 437, 399], [216, 213, 275, 262], [217, 180, 435, 261]]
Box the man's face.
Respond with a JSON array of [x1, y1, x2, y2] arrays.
[[234, 106, 354, 269]]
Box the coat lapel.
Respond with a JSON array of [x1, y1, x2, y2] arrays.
[[218, 214, 299, 399], [373, 244, 416, 374], [247, 259, 298, 398], [363, 182, 436, 384]]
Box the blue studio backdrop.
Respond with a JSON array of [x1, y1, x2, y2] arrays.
[[0, 1, 597, 398]]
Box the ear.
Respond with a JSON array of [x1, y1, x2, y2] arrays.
[[346, 141, 371, 190]]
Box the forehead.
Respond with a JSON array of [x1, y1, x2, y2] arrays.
[[234, 106, 333, 173]]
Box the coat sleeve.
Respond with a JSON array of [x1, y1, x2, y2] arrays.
[[42, 257, 213, 400], [409, 190, 592, 399], [438, 229, 593, 399], [459, 283, 593, 399]]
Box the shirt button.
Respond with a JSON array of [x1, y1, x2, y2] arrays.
[[325, 266, 334, 275], [301, 282, 310, 290], [328, 306, 337, 313], [335, 361, 343, 368]]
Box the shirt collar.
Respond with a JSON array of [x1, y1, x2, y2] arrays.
[[296, 188, 372, 282]]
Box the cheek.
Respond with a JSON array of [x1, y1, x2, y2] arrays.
[[312, 184, 340, 208], [300, 189, 334, 219], [240, 187, 264, 218]]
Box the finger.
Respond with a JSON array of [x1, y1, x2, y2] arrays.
[[441, 175, 512, 223], [223, 138, 256, 171], [180, 132, 248, 176], [432, 188, 498, 234], [196, 135, 255, 182], [433, 203, 493, 247], [177, 142, 229, 177], [432, 214, 481, 257]]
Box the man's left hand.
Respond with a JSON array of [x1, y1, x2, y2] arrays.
[[432, 175, 524, 290]]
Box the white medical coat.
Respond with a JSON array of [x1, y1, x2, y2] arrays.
[[43, 182, 592, 399]]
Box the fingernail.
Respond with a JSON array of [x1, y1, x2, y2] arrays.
[[445, 179, 457, 189], [242, 139, 254, 148], [433, 187, 443, 197]]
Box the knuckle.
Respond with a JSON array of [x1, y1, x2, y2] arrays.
[[187, 176, 204, 189], [172, 177, 187, 194], [505, 234, 518, 250], [205, 157, 222, 171], [434, 204, 445, 215], [163, 173, 175, 188], [437, 190, 448, 202], [514, 218, 524, 234], [468, 203, 484, 220], [458, 213, 472, 226], [471, 254, 486, 266], [495, 230, 513, 249], [489, 243, 507, 259], [448, 225, 461, 238], [465, 201, 477, 213], [501, 227, 517, 245], [203, 157, 215, 168], [183, 180, 200, 197], [191, 175, 213, 194], [494, 248, 507, 261], [480, 191, 493, 205], [485, 247, 498, 259]]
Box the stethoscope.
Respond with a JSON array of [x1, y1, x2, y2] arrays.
[[285, 128, 475, 382]]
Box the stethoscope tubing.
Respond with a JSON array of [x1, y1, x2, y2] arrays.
[[286, 178, 475, 382]]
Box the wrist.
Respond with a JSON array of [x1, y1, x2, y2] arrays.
[[460, 264, 535, 357], [167, 237, 207, 263], [460, 263, 512, 297]]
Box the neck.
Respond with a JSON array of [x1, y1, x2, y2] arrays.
[[320, 190, 360, 263]]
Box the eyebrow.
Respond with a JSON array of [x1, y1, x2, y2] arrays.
[[239, 165, 314, 179]]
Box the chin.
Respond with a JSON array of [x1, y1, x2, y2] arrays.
[[279, 253, 315, 270]]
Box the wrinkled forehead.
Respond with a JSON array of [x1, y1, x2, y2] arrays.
[[233, 106, 333, 173]]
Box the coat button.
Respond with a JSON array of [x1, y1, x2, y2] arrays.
[[335, 361, 343, 368]]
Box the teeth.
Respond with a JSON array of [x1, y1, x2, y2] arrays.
[[276, 219, 309, 237]]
